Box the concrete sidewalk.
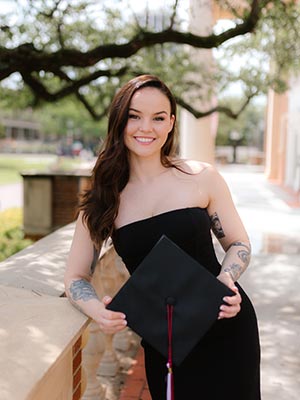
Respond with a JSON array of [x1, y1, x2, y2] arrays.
[[220, 165, 300, 400], [119, 164, 300, 400]]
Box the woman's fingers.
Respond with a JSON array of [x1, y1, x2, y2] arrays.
[[102, 295, 112, 305], [219, 289, 241, 319], [217, 272, 242, 319], [98, 313, 127, 333], [97, 296, 127, 334]]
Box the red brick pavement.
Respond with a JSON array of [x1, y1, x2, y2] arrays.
[[119, 347, 151, 400]]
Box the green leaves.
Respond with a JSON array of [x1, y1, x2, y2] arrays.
[[0, 0, 299, 123], [0, 208, 33, 262]]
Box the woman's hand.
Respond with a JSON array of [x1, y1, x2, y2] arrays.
[[95, 296, 127, 334], [217, 272, 241, 319]]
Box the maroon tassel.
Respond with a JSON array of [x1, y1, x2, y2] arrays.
[[166, 303, 174, 400]]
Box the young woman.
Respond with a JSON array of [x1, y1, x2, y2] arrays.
[[64, 74, 261, 399]]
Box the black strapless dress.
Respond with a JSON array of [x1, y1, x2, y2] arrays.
[[112, 207, 261, 400]]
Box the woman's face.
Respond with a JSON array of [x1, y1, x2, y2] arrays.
[[124, 87, 175, 160]]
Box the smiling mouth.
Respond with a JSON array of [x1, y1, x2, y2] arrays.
[[134, 136, 155, 144]]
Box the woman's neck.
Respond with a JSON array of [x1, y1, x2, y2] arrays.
[[129, 154, 168, 183]]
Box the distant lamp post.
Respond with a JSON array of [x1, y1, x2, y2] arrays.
[[229, 130, 243, 163]]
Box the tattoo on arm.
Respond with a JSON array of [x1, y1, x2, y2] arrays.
[[227, 241, 251, 252], [238, 249, 250, 264], [223, 263, 243, 281], [69, 279, 98, 302], [210, 212, 225, 239], [228, 241, 251, 266], [222, 241, 251, 281]]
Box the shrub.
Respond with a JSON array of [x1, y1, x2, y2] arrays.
[[0, 208, 33, 262]]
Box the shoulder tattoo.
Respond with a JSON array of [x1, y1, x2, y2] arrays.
[[209, 212, 225, 239]]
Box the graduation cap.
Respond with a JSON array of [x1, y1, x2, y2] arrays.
[[107, 235, 234, 398]]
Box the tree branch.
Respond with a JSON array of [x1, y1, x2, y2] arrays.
[[0, 0, 263, 81], [20, 66, 128, 102], [75, 92, 110, 120], [168, 0, 179, 30], [175, 89, 259, 119], [0, 0, 275, 121]]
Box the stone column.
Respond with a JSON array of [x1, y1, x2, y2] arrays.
[[112, 255, 131, 353], [180, 0, 217, 164], [93, 250, 121, 377], [82, 323, 106, 400], [282, 75, 300, 192], [264, 88, 288, 183]]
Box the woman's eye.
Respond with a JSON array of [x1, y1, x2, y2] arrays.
[[154, 117, 164, 121], [128, 114, 139, 119]]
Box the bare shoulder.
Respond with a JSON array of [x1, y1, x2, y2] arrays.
[[171, 159, 229, 198], [173, 158, 217, 178]]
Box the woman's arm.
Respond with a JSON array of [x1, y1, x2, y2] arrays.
[[205, 167, 251, 280], [203, 165, 251, 318], [64, 212, 127, 334]]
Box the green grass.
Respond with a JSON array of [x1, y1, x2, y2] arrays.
[[0, 157, 52, 185], [0, 208, 33, 262], [0, 155, 83, 185], [0, 168, 21, 184]]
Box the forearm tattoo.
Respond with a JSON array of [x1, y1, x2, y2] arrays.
[[227, 241, 251, 253], [222, 241, 251, 281], [223, 264, 243, 281], [210, 212, 225, 239], [238, 249, 250, 264], [69, 279, 98, 302]]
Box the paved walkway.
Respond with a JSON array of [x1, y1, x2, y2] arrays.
[[119, 164, 300, 400]]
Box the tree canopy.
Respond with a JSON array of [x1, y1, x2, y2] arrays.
[[1, 0, 300, 121]]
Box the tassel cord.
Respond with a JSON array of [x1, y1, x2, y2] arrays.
[[166, 304, 174, 400]]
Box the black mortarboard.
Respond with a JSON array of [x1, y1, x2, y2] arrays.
[[107, 235, 234, 367]]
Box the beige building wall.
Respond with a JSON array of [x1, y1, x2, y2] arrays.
[[265, 89, 288, 183], [285, 75, 300, 192], [265, 74, 300, 195], [180, 0, 248, 163], [180, 0, 216, 164]]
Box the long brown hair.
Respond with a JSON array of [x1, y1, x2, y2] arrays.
[[79, 74, 178, 247]]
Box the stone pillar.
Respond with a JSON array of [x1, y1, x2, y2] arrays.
[[92, 250, 121, 377], [264, 88, 288, 182], [113, 327, 131, 352], [82, 323, 106, 400], [98, 334, 119, 377], [21, 172, 91, 239], [180, 0, 217, 164], [285, 75, 300, 192], [113, 255, 131, 352]]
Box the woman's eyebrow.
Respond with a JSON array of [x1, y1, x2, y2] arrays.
[[129, 107, 168, 115], [154, 111, 168, 115]]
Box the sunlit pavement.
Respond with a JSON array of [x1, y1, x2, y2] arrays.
[[219, 164, 300, 400]]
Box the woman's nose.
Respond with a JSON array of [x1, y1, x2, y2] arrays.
[[139, 119, 153, 133]]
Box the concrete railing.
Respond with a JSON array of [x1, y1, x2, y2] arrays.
[[0, 223, 136, 400]]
